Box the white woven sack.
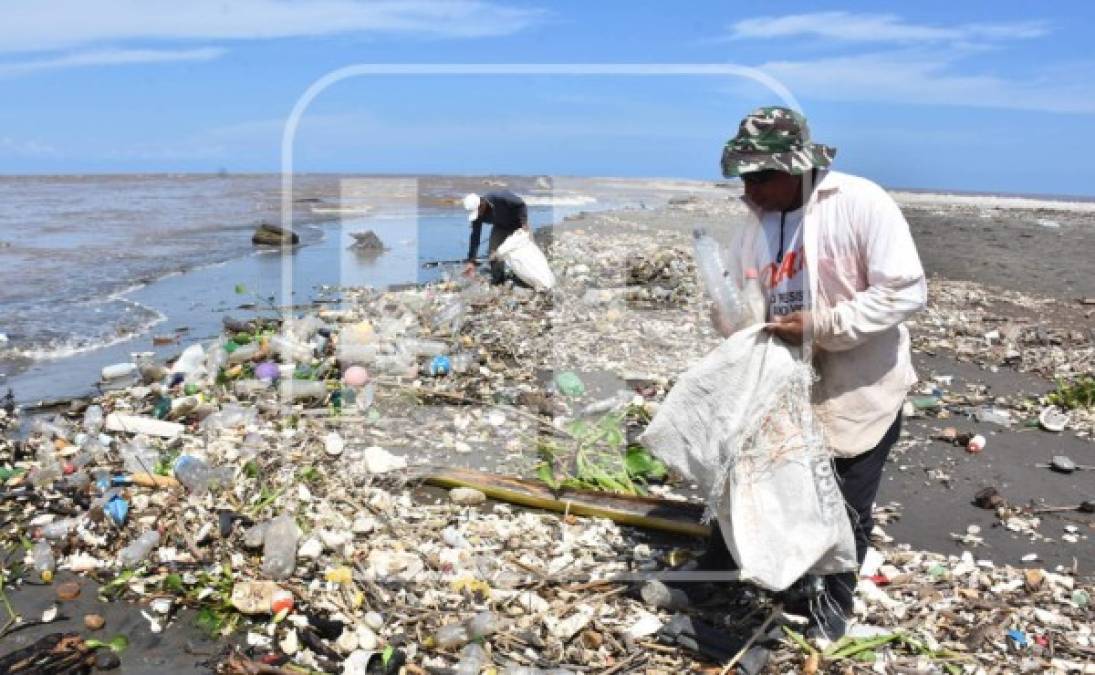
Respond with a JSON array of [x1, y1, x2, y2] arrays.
[[640, 325, 856, 590], [495, 229, 556, 291]]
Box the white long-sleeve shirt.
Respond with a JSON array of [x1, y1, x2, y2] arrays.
[[738, 170, 927, 456]]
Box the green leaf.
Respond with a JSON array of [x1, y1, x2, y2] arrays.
[[234, 283, 247, 295], [195, 607, 224, 636], [163, 573, 185, 593], [381, 645, 395, 666], [242, 460, 260, 479], [535, 462, 559, 489], [624, 447, 667, 480], [86, 635, 129, 653]]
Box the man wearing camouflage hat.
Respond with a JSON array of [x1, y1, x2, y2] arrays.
[[710, 106, 927, 639]]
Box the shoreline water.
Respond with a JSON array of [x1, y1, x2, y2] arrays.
[[1, 175, 710, 405]]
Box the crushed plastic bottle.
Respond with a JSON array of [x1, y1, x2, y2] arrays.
[[449, 351, 475, 374], [466, 611, 499, 640], [693, 228, 745, 326], [119, 530, 160, 567], [454, 642, 488, 675], [262, 514, 299, 580], [31, 540, 55, 582], [432, 300, 467, 333], [580, 390, 635, 416], [432, 622, 470, 649], [120, 437, 160, 474], [174, 455, 233, 494], [398, 338, 447, 357]]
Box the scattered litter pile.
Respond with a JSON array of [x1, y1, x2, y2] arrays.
[[909, 279, 1095, 439], [0, 214, 1092, 674]]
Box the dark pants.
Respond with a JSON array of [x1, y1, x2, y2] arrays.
[[824, 413, 902, 612], [487, 226, 517, 285]]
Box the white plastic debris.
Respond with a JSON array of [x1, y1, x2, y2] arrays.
[[362, 446, 406, 474]]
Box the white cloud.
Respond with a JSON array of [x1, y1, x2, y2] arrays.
[[729, 12, 1048, 45], [0, 47, 225, 77], [0, 136, 60, 158], [2, 0, 541, 54], [752, 51, 1095, 114]]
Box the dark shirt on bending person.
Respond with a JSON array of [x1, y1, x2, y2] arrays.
[[467, 190, 528, 262]]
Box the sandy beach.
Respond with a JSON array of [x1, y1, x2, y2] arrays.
[[0, 176, 1092, 673]]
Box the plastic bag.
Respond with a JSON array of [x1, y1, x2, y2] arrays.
[[495, 229, 556, 291], [640, 325, 855, 591]]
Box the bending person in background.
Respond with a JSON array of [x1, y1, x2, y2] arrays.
[[463, 190, 529, 285], [714, 106, 928, 640]]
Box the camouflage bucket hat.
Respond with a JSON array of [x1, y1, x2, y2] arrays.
[[720, 106, 836, 178]]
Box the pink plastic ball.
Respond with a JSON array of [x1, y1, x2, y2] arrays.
[[342, 365, 369, 387]]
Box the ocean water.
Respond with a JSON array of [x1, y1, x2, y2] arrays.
[[0, 174, 672, 403]]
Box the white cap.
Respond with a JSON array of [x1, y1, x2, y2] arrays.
[[463, 193, 481, 221]]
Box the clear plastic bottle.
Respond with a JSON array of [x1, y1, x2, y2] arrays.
[[741, 268, 766, 326], [31, 540, 55, 582], [170, 344, 207, 378], [83, 405, 104, 434], [119, 530, 160, 567], [269, 335, 314, 363], [40, 518, 77, 540], [101, 362, 138, 381], [174, 455, 210, 493], [261, 515, 299, 579], [693, 228, 744, 326], [228, 342, 260, 364], [277, 379, 327, 401]]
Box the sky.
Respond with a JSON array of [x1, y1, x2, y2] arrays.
[[2, 0, 1095, 196]]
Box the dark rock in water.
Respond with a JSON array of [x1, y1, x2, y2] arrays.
[[223, 316, 256, 334], [349, 230, 386, 251], [252, 223, 300, 247]]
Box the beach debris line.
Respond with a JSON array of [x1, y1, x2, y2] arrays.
[[0, 210, 1092, 673]]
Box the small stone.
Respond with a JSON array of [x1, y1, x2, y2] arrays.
[[1024, 569, 1045, 592], [580, 629, 604, 649], [335, 627, 359, 653], [94, 649, 121, 670], [363, 611, 384, 632], [298, 538, 323, 560], [356, 625, 379, 650], [449, 487, 486, 506], [84, 613, 106, 630], [56, 581, 81, 601], [324, 431, 345, 457]]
